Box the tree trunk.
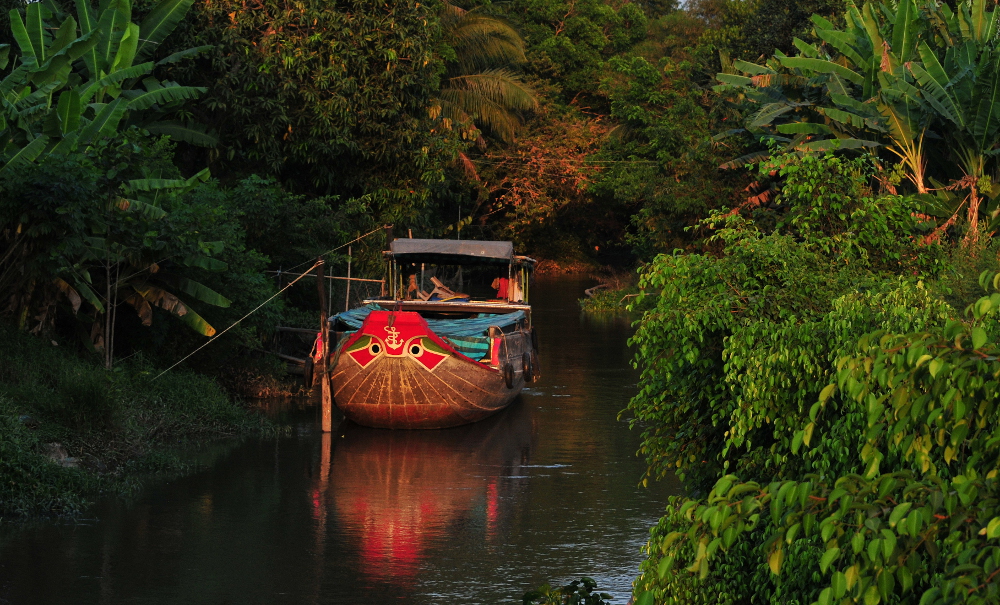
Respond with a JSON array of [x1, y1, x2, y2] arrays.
[[965, 186, 981, 249]]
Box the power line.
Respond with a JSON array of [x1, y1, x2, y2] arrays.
[[153, 260, 322, 381]]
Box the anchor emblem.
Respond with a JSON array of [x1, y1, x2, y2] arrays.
[[383, 325, 403, 350]]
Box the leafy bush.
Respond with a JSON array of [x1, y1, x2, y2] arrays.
[[625, 152, 951, 491], [634, 273, 1000, 605]]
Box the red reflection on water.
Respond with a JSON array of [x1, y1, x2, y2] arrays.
[[323, 403, 534, 588], [486, 480, 499, 541]]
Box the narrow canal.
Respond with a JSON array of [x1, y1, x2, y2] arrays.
[[0, 276, 680, 604]]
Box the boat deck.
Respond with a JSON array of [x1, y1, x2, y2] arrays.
[[362, 299, 531, 315]]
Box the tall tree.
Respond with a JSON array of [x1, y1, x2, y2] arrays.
[[162, 0, 464, 227]]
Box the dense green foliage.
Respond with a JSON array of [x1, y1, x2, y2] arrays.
[[627, 152, 948, 488], [632, 273, 1000, 604], [163, 0, 463, 210], [624, 152, 1000, 604]]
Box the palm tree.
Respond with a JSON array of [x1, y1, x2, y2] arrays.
[[436, 3, 538, 144]]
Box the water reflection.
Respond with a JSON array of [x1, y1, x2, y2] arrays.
[[326, 402, 535, 586]]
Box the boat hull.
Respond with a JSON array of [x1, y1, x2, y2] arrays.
[[329, 310, 531, 429]]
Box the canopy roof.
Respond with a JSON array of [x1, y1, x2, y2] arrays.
[[389, 239, 532, 266]]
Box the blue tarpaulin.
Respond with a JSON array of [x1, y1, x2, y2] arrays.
[[333, 304, 524, 338], [332, 305, 524, 362]]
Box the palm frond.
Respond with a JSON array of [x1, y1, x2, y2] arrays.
[[448, 14, 526, 70], [441, 70, 537, 142], [444, 70, 537, 111]]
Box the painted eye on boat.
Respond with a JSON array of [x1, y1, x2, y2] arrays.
[[370, 343, 382, 355], [409, 343, 422, 356]]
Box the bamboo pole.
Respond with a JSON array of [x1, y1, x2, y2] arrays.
[[317, 259, 332, 433], [345, 245, 351, 312]]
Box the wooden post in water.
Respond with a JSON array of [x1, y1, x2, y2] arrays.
[[344, 245, 351, 312], [317, 258, 332, 432]]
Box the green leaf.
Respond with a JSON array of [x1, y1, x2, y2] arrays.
[[657, 555, 672, 578], [768, 546, 784, 575], [176, 304, 216, 337], [897, 565, 913, 592], [77, 98, 128, 145], [136, 0, 195, 61], [803, 422, 815, 446], [889, 502, 912, 527], [817, 587, 832, 605], [777, 122, 833, 135], [892, 0, 919, 63], [831, 571, 847, 598], [634, 592, 653, 605], [986, 517, 1000, 539], [819, 383, 837, 403], [864, 583, 881, 605], [0, 136, 48, 177], [24, 2, 46, 63], [9, 9, 37, 65], [110, 22, 139, 73], [144, 120, 218, 147], [160, 276, 231, 307], [56, 89, 81, 135], [716, 73, 752, 87], [125, 84, 204, 111], [972, 326, 988, 349], [75, 0, 98, 75], [796, 137, 880, 152], [49, 16, 79, 57], [820, 547, 841, 573], [880, 529, 896, 560], [94, 0, 132, 75], [928, 358, 943, 378], [779, 56, 863, 84]]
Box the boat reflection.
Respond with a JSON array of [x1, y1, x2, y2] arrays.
[[323, 400, 535, 587]]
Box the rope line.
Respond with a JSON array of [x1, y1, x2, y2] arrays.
[[283, 226, 385, 273], [152, 260, 322, 381]]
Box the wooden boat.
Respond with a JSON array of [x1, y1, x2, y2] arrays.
[[324, 239, 538, 429]]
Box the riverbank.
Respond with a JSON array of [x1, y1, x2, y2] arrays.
[[0, 324, 276, 521], [577, 271, 646, 314]]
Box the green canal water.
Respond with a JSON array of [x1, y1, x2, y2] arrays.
[[0, 276, 680, 604]]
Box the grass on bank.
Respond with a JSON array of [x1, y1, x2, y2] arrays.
[[578, 271, 649, 314], [0, 324, 276, 520]]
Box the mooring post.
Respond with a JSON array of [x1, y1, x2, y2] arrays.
[[345, 245, 351, 312], [317, 258, 332, 432]]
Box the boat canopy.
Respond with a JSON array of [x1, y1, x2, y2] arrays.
[[389, 239, 533, 267]]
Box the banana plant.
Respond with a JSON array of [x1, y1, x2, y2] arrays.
[[714, 1, 933, 169], [58, 166, 230, 367], [716, 0, 1000, 246], [0, 0, 213, 177], [907, 44, 1000, 245], [0, 0, 227, 352]]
